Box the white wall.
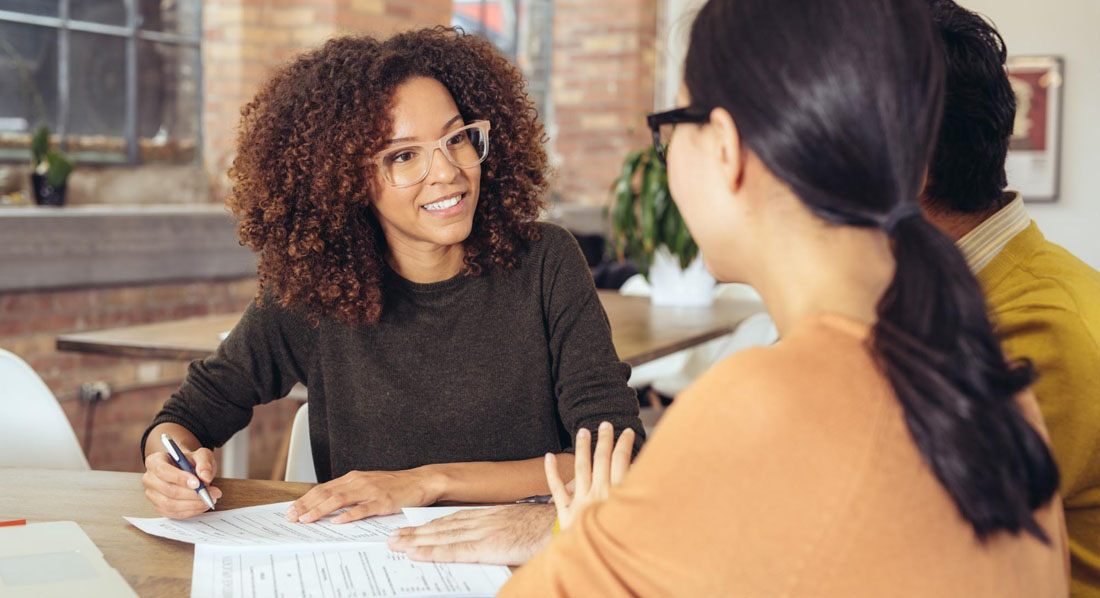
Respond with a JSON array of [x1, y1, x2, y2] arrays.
[[961, 0, 1100, 268], [658, 0, 1100, 268], [657, 0, 704, 110]]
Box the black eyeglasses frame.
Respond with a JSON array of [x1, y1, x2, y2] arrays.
[[646, 106, 711, 164]]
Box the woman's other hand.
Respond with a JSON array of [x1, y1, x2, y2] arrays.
[[286, 468, 443, 524]]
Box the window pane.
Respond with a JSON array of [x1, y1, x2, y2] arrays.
[[71, 0, 127, 27], [67, 31, 127, 160], [0, 0, 59, 17], [0, 21, 59, 158], [139, 0, 200, 38], [138, 41, 198, 164]]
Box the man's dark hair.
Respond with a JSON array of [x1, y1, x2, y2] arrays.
[[924, 0, 1017, 214]]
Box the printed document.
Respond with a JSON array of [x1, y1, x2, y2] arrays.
[[125, 501, 407, 546], [191, 542, 510, 598]]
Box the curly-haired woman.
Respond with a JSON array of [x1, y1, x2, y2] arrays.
[[138, 27, 645, 524]]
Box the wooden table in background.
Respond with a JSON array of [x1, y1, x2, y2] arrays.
[[56, 292, 764, 478], [57, 291, 763, 367], [0, 469, 315, 598]]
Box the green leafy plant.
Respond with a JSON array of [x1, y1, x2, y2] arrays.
[[609, 145, 698, 279], [31, 125, 49, 168], [31, 125, 74, 188]]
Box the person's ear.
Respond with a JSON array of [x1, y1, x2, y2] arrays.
[[708, 107, 745, 194]]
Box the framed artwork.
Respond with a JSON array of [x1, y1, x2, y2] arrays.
[[1005, 56, 1064, 202]]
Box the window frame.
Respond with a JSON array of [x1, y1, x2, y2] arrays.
[[0, 0, 203, 165]]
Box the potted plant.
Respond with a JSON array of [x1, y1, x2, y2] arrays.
[[609, 145, 715, 306], [30, 125, 74, 206]]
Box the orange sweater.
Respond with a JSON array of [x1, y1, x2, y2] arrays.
[[501, 314, 1067, 597]]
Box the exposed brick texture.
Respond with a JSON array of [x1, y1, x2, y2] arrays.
[[550, 0, 658, 206], [1, 278, 260, 473], [58, 382, 303, 478]]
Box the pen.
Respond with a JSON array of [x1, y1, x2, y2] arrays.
[[160, 433, 216, 511], [516, 494, 552, 504]]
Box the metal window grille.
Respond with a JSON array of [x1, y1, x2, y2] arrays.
[[0, 0, 202, 165]]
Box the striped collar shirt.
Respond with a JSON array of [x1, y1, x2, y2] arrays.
[[956, 193, 1032, 274]]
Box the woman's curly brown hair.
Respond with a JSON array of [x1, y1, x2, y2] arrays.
[[227, 27, 549, 324]]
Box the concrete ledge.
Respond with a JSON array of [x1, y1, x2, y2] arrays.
[[0, 204, 256, 292]]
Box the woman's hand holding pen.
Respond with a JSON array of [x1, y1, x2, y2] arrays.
[[286, 468, 442, 524], [546, 422, 635, 530], [142, 446, 222, 519]]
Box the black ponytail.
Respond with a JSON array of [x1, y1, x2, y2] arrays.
[[686, 0, 1059, 540], [876, 215, 1058, 540]]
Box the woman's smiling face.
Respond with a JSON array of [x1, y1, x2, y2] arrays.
[[370, 77, 483, 253]]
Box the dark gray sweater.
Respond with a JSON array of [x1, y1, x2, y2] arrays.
[[142, 223, 645, 482]]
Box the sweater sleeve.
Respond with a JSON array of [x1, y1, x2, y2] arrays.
[[539, 224, 646, 456], [994, 304, 1100, 507], [139, 297, 316, 455]]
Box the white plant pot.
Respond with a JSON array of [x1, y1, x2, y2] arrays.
[[649, 246, 716, 307]]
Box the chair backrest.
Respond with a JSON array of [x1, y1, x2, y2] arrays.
[[0, 349, 90, 470], [284, 402, 317, 483]]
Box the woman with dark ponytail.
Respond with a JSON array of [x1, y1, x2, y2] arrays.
[[497, 0, 1067, 595]]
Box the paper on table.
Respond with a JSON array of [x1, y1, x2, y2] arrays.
[[191, 543, 511, 598], [401, 507, 491, 527], [125, 501, 408, 547]]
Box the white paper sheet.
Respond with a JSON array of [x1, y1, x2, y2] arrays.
[[125, 501, 408, 547], [400, 507, 491, 527], [191, 543, 511, 598]]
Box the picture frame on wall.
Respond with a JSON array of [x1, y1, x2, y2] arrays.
[[1005, 55, 1064, 203]]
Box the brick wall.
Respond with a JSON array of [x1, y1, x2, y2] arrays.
[[57, 382, 302, 479], [0, 279, 264, 472], [550, 0, 658, 206], [202, 0, 455, 200]]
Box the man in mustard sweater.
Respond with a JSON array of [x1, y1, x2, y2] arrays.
[[922, 3, 1100, 596]]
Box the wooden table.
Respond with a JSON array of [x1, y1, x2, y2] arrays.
[[57, 291, 763, 367], [0, 468, 315, 597]]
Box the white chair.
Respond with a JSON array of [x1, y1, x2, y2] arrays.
[[284, 403, 317, 483], [0, 349, 90, 470], [624, 280, 772, 394], [650, 311, 778, 397]]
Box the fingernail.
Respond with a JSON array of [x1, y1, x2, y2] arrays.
[[286, 508, 298, 521], [545, 453, 554, 462], [600, 421, 612, 432], [578, 428, 589, 439], [188, 478, 199, 489]]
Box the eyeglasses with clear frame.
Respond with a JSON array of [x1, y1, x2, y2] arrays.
[[373, 120, 491, 188], [646, 107, 710, 165]]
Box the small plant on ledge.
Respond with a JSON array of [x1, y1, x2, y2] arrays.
[[30, 125, 74, 206]]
